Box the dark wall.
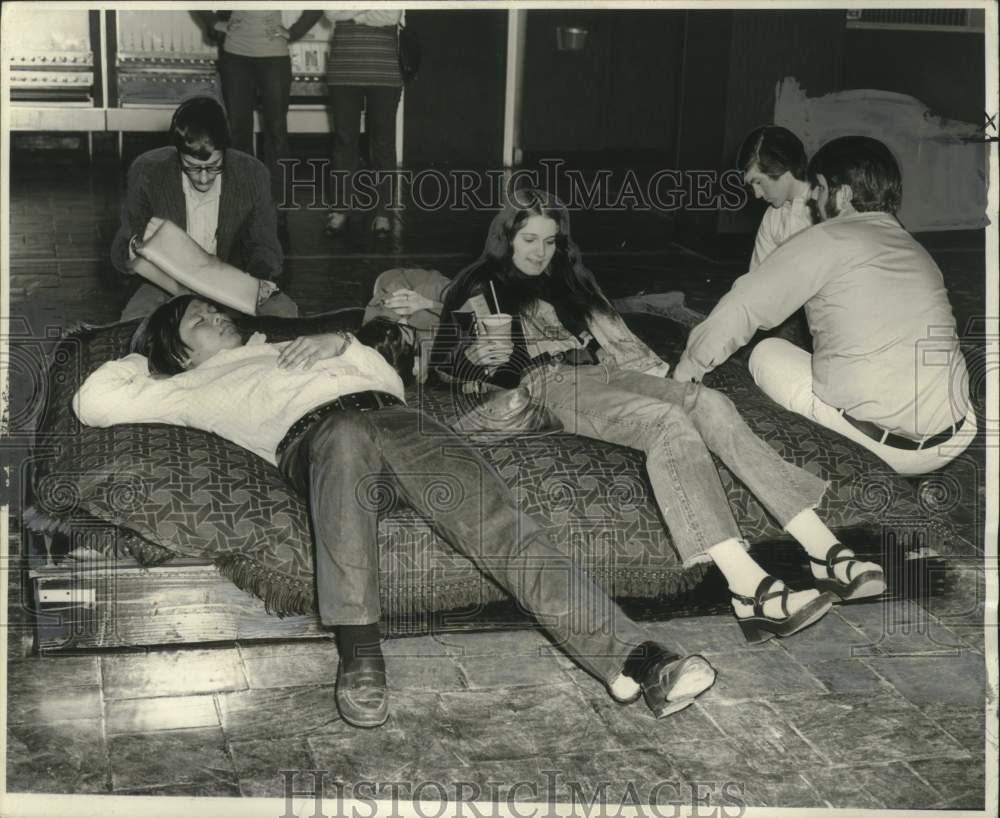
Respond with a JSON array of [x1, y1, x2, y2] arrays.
[[402, 10, 507, 167], [520, 10, 685, 157], [399, 8, 987, 229], [843, 29, 985, 125], [672, 11, 733, 239], [674, 12, 732, 173], [717, 10, 845, 233], [674, 11, 987, 235]]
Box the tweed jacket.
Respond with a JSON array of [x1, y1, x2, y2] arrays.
[[111, 146, 282, 280]]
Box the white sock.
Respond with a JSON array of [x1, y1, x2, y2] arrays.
[[784, 509, 843, 578], [608, 673, 641, 702], [708, 536, 819, 618], [783, 509, 839, 556], [706, 537, 768, 597], [785, 509, 885, 584]]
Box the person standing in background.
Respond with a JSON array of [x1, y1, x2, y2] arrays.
[[196, 10, 324, 211], [322, 9, 403, 238]]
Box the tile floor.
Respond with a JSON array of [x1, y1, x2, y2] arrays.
[[3, 150, 994, 809]]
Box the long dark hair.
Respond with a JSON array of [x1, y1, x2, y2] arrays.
[[441, 189, 613, 335], [138, 295, 250, 376], [141, 294, 199, 376]]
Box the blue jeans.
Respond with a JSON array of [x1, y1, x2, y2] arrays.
[[276, 405, 662, 684], [218, 52, 292, 203], [523, 362, 828, 566]]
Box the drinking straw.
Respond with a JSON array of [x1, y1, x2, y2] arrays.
[[489, 281, 501, 314]]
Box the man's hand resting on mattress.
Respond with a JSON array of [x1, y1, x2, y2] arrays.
[[277, 333, 351, 369]]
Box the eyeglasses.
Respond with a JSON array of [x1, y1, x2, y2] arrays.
[[181, 162, 225, 178]]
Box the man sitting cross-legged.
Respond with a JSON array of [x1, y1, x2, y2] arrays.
[[73, 295, 717, 728], [674, 136, 976, 476]]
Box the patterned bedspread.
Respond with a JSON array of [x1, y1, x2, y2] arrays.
[[25, 303, 962, 616]]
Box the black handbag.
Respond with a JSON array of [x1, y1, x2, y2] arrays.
[[397, 24, 421, 83]]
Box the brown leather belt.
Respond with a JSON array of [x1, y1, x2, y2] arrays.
[[839, 410, 965, 451], [276, 391, 403, 459]]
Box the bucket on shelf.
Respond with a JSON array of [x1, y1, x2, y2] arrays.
[[556, 26, 588, 51]]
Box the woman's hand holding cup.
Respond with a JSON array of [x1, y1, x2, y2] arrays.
[[382, 288, 436, 317], [466, 313, 514, 368]]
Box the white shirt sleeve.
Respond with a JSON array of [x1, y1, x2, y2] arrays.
[[749, 208, 780, 270], [751, 198, 814, 270], [682, 226, 841, 378], [73, 354, 184, 428]]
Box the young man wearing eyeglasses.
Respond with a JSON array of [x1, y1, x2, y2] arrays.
[[111, 96, 298, 321]]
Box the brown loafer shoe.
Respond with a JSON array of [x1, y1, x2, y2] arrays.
[[336, 663, 389, 728], [624, 641, 717, 719]]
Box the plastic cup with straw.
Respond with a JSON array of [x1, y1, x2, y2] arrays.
[[478, 280, 513, 365]]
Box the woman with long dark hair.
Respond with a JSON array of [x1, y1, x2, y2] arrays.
[[434, 189, 885, 647]]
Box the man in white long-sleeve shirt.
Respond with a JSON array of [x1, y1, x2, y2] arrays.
[[739, 125, 815, 269], [674, 136, 975, 475], [74, 295, 717, 729], [733, 125, 816, 353]]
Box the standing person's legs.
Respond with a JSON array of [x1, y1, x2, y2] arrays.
[[253, 55, 293, 204], [748, 338, 976, 475], [327, 86, 364, 228], [362, 85, 402, 223], [218, 51, 256, 156]]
